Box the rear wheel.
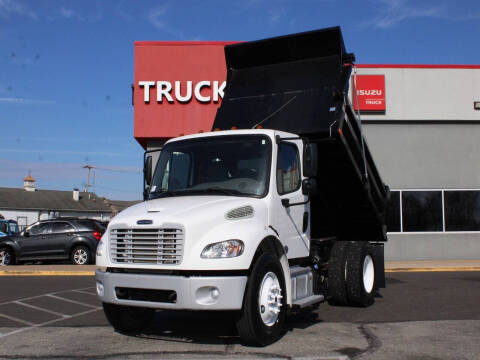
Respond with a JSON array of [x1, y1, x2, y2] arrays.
[[327, 241, 349, 305], [236, 253, 286, 346], [346, 242, 376, 307], [0, 247, 15, 266], [71, 246, 91, 265], [103, 303, 155, 333]]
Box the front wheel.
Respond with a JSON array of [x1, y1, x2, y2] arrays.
[[103, 303, 155, 333], [0, 247, 15, 266], [236, 253, 287, 346]]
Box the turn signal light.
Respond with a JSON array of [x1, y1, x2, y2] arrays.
[[255, 125, 263, 129], [231, 126, 238, 130], [92, 231, 102, 241]]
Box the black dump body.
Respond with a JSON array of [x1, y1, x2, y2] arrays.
[[212, 27, 389, 242]]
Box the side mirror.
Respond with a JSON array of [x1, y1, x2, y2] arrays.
[[303, 143, 318, 178], [23, 231, 30, 237], [302, 178, 318, 197]]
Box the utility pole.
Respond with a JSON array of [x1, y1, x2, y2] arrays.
[[83, 165, 94, 194]]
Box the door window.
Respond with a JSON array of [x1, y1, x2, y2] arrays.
[[51, 222, 74, 233], [29, 223, 50, 235], [277, 143, 301, 195]]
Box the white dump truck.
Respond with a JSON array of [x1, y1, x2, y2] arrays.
[[95, 27, 389, 345]]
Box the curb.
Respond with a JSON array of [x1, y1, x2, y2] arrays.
[[1, 268, 480, 276], [0, 271, 95, 276]]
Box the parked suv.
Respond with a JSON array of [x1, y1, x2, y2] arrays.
[[0, 218, 105, 266]]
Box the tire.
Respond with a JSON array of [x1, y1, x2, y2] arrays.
[[71, 245, 91, 265], [327, 241, 349, 305], [0, 247, 15, 266], [103, 303, 155, 333], [346, 242, 376, 307], [236, 253, 287, 346]]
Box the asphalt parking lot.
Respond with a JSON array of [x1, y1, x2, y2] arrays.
[[1, 272, 480, 359]]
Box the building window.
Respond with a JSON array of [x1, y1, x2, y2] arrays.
[[386, 191, 401, 232], [402, 191, 443, 232], [444, 191, 480, 231]]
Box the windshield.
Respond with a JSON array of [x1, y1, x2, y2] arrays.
[[149, 135, 271, 200]]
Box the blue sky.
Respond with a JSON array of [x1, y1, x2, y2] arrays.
[[1, 0, 479, 200]]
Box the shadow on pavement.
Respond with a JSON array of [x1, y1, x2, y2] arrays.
[[124, 309, 322, 345]]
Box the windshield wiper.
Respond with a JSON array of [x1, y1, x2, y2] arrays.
[[149, 188, 246, 199], [186, 188, 244, 196], [148, 190, 179, 199]]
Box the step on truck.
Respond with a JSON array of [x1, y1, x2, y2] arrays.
[[95, 26, 390, 345]]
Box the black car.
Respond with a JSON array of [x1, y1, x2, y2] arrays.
[[0, 218, 105, 266]]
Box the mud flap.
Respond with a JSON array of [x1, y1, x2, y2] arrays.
[[369, 243, 385, 289]]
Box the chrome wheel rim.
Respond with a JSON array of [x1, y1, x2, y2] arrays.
[[258, 271, 282, 326], [363, 254, 375, 293], [0, 250, 11, 266], [74, 249, 88, 265]]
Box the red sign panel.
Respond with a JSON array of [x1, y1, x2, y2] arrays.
[[352, 75, 386, 113], [134, 42, 235, 148]]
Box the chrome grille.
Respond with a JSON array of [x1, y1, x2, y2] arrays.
[[110, 228, 183, 265]]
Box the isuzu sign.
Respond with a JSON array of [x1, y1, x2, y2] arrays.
[[134, 41, 235, 147], [352, 75, 386, 113]]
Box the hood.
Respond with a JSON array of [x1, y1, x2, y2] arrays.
[[109, 195, 265, 230]]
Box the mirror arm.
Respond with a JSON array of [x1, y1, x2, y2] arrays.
[[282, 198, 310, 208]]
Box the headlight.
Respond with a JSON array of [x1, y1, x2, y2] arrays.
[[201, 240, 244, 258], [96, 240, 104, 257]]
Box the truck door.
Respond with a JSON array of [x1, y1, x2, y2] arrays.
[[270, 141, 310, 258]]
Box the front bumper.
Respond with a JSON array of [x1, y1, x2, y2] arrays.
[[95, 269, 248, 310]]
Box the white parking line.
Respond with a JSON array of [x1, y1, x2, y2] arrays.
[[0, 313, 36, 327], [14, 301, 71, 318], [0, 286, 101, 340], [72, 289, 97, 296], [46, 294, 98, 309], [0, 286, 96, 307], [0, 307, 101, 339]]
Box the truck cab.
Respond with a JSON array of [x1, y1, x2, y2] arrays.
[[96, 129, 317, 340]]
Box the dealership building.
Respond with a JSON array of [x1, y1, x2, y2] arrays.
[[133, 41, 480, 261]]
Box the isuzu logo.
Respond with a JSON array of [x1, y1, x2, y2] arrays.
[[139, 80, 226, 104], [357, 89, 383, 96]]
